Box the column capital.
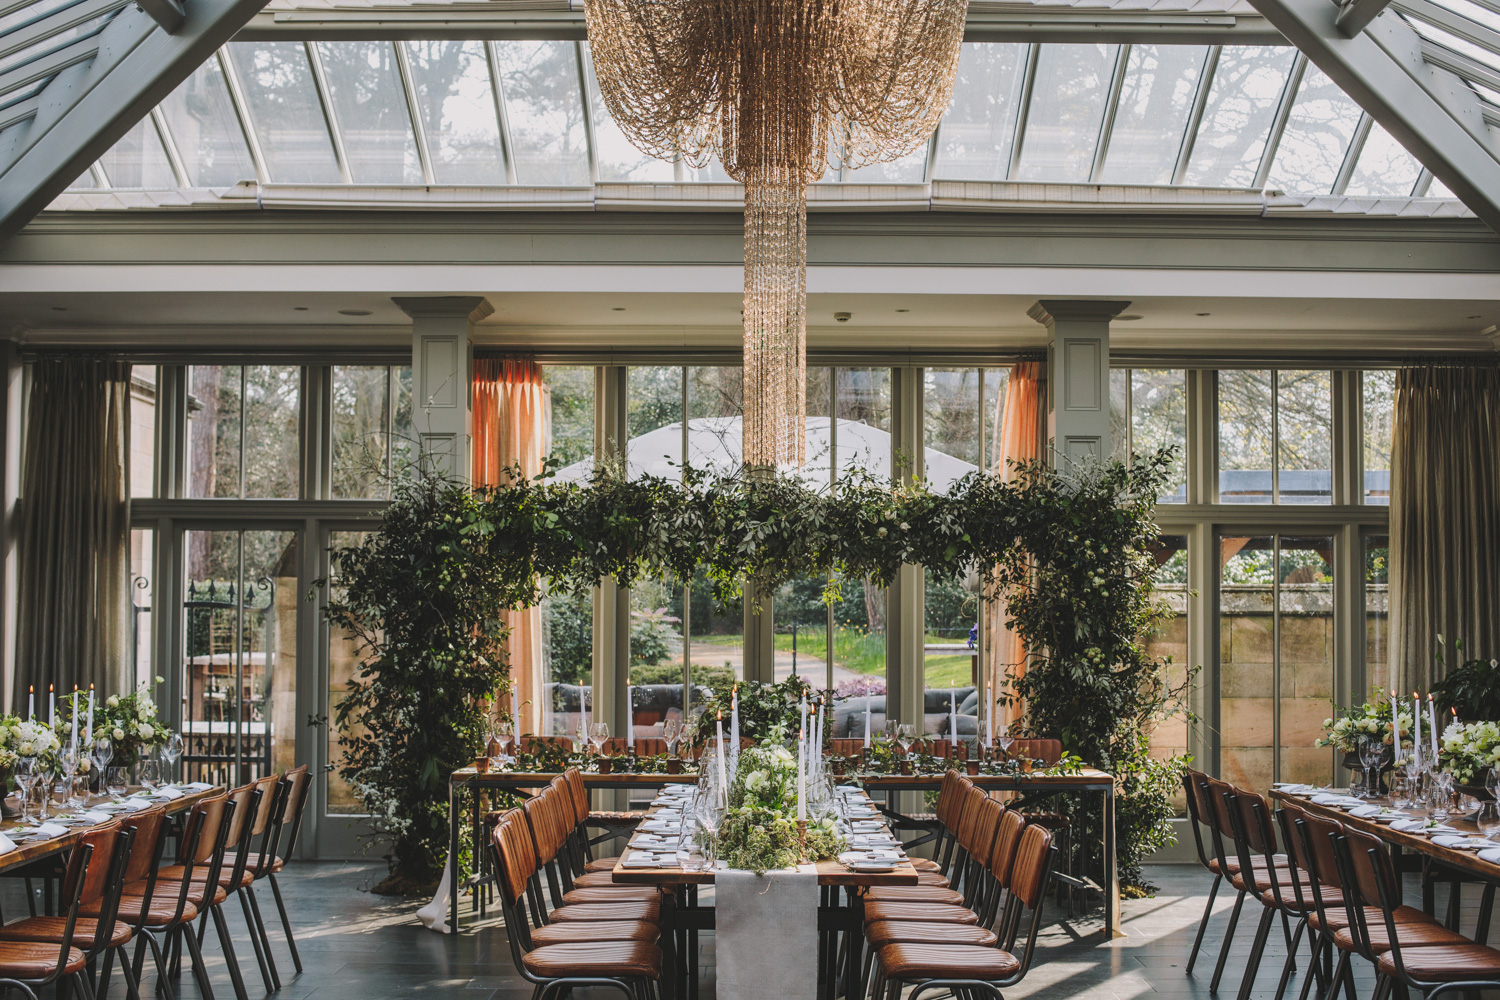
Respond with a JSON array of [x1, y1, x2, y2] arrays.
[[392, 296, 493, 323], [1027, 299, 1132, 326]]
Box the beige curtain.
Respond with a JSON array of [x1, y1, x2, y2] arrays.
[[982, 361, 1044, 735], [472, 357, 549, 735], [15, 358, 132, 709], [1389, 365, 1500, 690]]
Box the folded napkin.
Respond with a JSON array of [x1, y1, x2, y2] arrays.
[[82, 810, 111, 824], [184, 782, 214, 791], [31, 823, 67, 839], [156, 786, 185, 800], [1391, 820, 1459, 834], [1480, 847, 1500, 865], [1432, 836, 1496, 850], [641, 820, 678, 832], [1348, 805, 1383, 818], [0, 832, 16, 855], [123, 798, 154, 812], [621, 853, 672, 869], [1311, 794, 1362, 807]]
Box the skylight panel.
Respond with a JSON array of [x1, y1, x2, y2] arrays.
[[582, 42, 673, 183], [931, 42, 1029, 180], [1405, 15, 1500, 73], [492, 40, 590, 186], [97, 117, 176, 188], [1098, 44, 1208, 186], [1344, 121, 1423, 196], [1183, 45, 1297, 188], [159, 56, 257, 187], [1015, 43, 1118, 183], [1428, 176, 1457, 196], [226, 42, 341, 184], [1265, 63, 1362, 194], [1426, 0, 1500, 33], [404, 41, 507, 185], [317, 42, 422, 184], [844, 147, 927, 183]]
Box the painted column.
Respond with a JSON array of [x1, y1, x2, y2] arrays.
[[1028, 300, 1129, 467], [885, 366, 925, 731], [392, 296, 491, 482]]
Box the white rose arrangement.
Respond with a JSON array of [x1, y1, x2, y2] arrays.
[[89, 679, 172, 765], [1439, 719, 1500, 785], [1315, 695, 1413, 755]]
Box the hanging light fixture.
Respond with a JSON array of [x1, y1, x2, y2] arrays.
[[586, 0, 968, 466]]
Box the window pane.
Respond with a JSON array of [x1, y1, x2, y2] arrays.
[[129, 527, 154, 688], [492, 40, 590, 186], [924, 566, 978, 744], [689, 569, 743, 685], [1099, 45, 1207, 185], [1218, 370, 1273, 502], [317, 42, 422, 184], [242, 366, 300, 498], [160, 57, 257, 187], [129, 366, 157, 498], [583, 43, 674, 183], [188, 366, 242, 499], [1109, 368, 1130, 463], [1279, 537, 1335, 787], [1220, 535, 1274, 789], [1345, 122, 1422, 197], [405, 40, 507, 185], [328, 531, 369, 812], [1278, 370, 1331, 504], [829, 571, 885, 732], [924, 367, 981, 486], [835, 367, 891, 479], [1265, 64, 1363, 195], [626, 366, 682, 479], [932, 43, 1029, 180], [1363, 370, 1394, 504], [98, 119, 176, 188], [844, 147, 926, 183], [542, 365, 595, 475], [392, 365, 414, 484], [774, 577, 833, 686], [227, 42, 341, 183], [1016, 43, 1118, 183], [1147, 536, 1189, 814], [1365, 535, 1390, 695], [541, 586, 591, 737], [1184, 46, 1297, 188], [332, 366, 391, 498], [981, 366, 1009, 475], [1428, 176, 1456, 198], [687, 366, 743, 474], [1133, 369, 1187, 502], [630, 577, 685, 738]]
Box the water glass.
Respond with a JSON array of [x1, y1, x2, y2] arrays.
[[1477, 801, 1500, 843], [662, 718, 682, 757], [1388, 771, 1413, 810], [136, 758, 159, 791], [105, 766, 128, 800], [589, 722, 610, 758], [1357, 737, 1384, 798], [676, 811, 704, 872], [1428, 772, 1455, 823], [91, 737, 112, 788], [13, 757, 35, 824], [163, 733, 185, 783]]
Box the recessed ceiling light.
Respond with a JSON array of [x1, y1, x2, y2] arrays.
[[1196, 312, 1211, 317], [1468, 314, 1482, 319], [612, 307, 626, 312], [50, 306, 66, 312], [895, 308, 909, 313], [294, 306, 309, 312], [1117, 315, 1144, 321], [338, 309, 373, 317]]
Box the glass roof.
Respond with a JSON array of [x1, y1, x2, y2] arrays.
[[62, 39, 1445, 200]]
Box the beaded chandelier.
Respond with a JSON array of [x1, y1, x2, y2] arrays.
[[586, 0, 968, 465]]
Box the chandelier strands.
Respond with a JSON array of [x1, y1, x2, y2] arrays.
[[586, 0, 968, 466]]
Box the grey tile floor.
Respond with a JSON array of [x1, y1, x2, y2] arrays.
[[4, 863, 1497, 1000]]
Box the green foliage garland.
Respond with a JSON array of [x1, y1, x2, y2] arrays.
[[714, 743, 845, 873], [327, 451, 1187, 897]]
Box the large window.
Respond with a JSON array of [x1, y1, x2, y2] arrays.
[[1364, 370, 1395, 504], [331, 365, 413, 499], [187, 365, 301, 499], [1111, 368, 1187, 502], [1218, 369, 1332, 504]]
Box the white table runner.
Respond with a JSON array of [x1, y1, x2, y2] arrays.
[[715, 866, 819, 1000]]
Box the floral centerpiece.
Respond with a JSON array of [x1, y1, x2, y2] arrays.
[[1438, 719, 1500, 786], [691, 675, 830, 750], [0, 718, 60, 769], [88, 682, 170, 766], [1315, 695, 1413, 755], [713, 736, 845, 873]]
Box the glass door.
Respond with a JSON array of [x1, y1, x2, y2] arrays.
[[180, 528, 300, 787]]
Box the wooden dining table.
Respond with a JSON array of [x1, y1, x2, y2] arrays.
[[1268, 787, 1500, 936]]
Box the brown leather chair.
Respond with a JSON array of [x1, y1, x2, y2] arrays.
[[0, 828, 104, 1000], [78, 807, 173, 998], [0, 822, 134, 999], [1181, 768, 1220, 976]]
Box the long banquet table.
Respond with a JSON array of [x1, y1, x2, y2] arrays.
[[447, 765, 1120, 937], [1269, 787, 1500, 935]]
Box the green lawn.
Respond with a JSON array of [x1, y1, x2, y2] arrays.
[[693, 627, 974, 688]]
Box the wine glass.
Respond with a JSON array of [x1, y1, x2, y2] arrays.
[[883, 720, 900, 746], [34, 762, 54, 822], [677, 810, 704, 872], [662, 718, 682, 758], [695, 787, 726, 868], [1428, 772, 1454, 824], [14, 757, 35, 825], [589, 722, 610, 759], [105, 766, 128, 801], [57, 747, 80, 809], [136, 758, 159, 792], [1357, 736, 1382, 798], [1476, 801, 1500, 843], [163, 733, 184, 785], [896, 724, 916, 758], [91, 736, 113, 792], [493, 719, 514, 767], [1486, 764, 1500, 802]]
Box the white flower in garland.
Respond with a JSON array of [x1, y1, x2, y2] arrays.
[[1441, 720, 1500, 784]]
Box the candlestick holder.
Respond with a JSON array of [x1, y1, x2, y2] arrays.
[[796, 819, 808, 862]]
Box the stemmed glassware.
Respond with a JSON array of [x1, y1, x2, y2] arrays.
[[162, 733, 185, 785], [1428, 771, 1455, 824], [662, 718, 682, 758], [895, 724, 916, 759], [1356, 736, 1383, 798], [589, 722, 611, 759], [1476, 800, 1500, 843], [695, 782, 727, 869], [91, 736, 113, 794], [13, 757, 36, 825], [33, 761, 55, 822], [105, 766, 129, 801], [1388, 771, 1413, 811], [57, 746, 80, 808], [136, 758, 159, 792], [492, 719, 514, 768]]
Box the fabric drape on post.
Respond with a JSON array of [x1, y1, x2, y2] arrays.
[[983, 361, 1043, 736], [473, 357, 549, 735], [1389, 365, 1500, 690], [15, 358, 132, 708]]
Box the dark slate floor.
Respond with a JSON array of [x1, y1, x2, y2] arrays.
[[5, 862, 1498, 1000]]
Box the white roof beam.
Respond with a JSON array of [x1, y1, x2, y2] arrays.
[[0, 0, 270, 240], [1248, 0, 1500, 231]]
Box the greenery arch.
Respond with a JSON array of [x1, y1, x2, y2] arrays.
[[325, 451, 1190, 896]]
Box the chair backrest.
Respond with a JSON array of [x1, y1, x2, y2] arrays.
[[521, 795, 562, 866], [830, 739, 863, 756], [278, 764, 312, 859], [491, 810, 536, 907], [1010, 823, 1055, 911], [64, 821, 122, 904], [989, 809, 1028, 889], [1234, 788, 1279, 857], [563, 768, 590, 823], [952, 781, 985, 852], [1181, 768, 1212, 867], [225, 780, 258, 846], [184, 792, 231, 866], [634, 738, 668, 756], [117, 806, 170, 885], [935, 771, 960, 828], [247, 773, 282, 837], [1007, 739, 1062, 765]]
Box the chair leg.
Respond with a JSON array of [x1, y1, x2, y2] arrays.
[[1273, 918, 1306, 1000], [208, 905, 250, 1000], [235, 891, 274, 994], [244, 886, 280, 990], [179, 921, 216, 1000], [135, 930, 173, 1000], [1329, 949, 1355, 1000], [1234, 906, 1275, 1000], [267, 875, 302, 974], [110, 945, 141, 1000], [1209, 890, 1247, 994], [1187, 874, 1223, 976]]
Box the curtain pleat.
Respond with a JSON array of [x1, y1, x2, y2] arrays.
[[473, 357, 549, 736], [1390, 365, 1500, 690], [14, 359, 132, 709], [982, 361, 1043, 735]]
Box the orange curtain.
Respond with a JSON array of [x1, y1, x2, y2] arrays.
[[983, 362, 1043, 737], [473, 357, 549, 735]]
